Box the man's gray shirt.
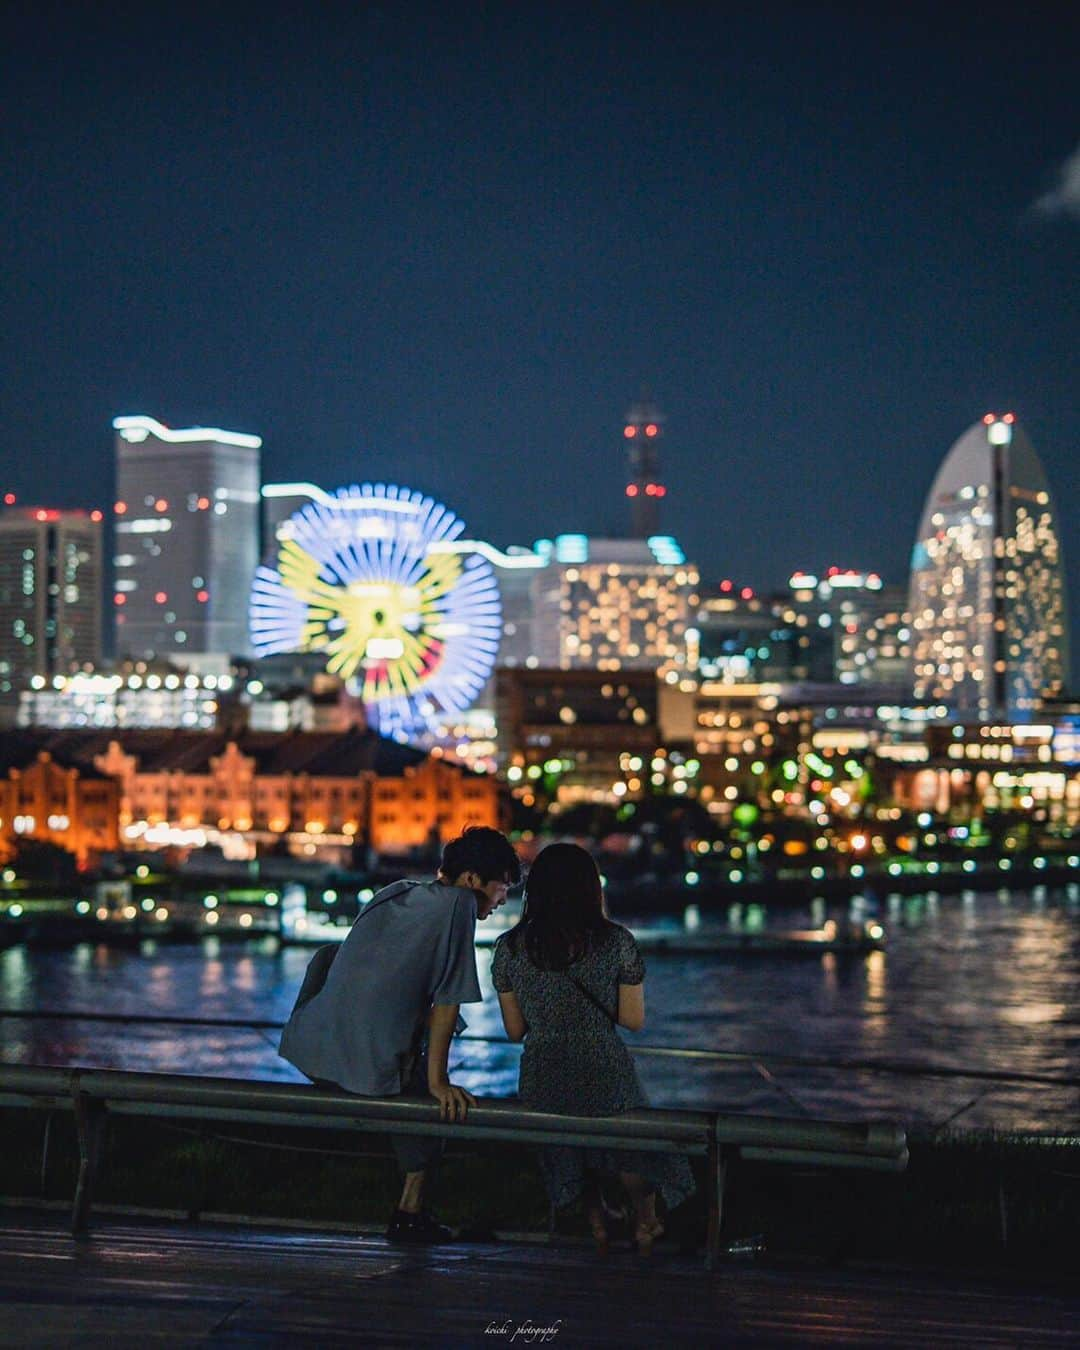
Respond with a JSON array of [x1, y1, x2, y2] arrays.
[[278, 879, 483, 1095]]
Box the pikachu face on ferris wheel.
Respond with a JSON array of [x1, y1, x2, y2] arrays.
[[249, 483, 502, 736]]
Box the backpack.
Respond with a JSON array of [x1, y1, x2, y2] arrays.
[[288, 943, 338, 1016]]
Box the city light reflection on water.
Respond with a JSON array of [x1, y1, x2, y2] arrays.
[[0, 890, 1076, 1131]]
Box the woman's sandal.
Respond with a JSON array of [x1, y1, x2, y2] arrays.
[[634, 1219, 665, 1256], [586, 1207, 610, 1256]]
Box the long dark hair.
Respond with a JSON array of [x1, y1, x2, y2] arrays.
[[510, 842, 609, 970]]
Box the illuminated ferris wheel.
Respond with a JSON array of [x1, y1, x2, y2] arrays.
[[249, 483, 502, 737]]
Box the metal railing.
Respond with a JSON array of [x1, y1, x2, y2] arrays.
[[0, 1062, 907, 1268], [2, 1007, 1075, 1090]]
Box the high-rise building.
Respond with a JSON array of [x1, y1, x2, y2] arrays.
[[910, 414, 1070, 720], [113, 415, 262, 661], [0, 507, 102, 699], [623, 396, 666, 537], [786, 570, 912, 686], [695, 583, 802, 684], [528, 534, 698, 672]]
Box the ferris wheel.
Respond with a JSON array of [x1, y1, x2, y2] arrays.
[[249, 483, 502, 737]]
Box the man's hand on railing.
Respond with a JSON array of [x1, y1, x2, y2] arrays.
[[428, 1078, 477, 1122]]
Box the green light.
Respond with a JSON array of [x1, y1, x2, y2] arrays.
[[782, 760, 798, 782], [526, 765, 542, 780], [543, 758, 563, 774], [733, 802, 759, 827], [750, 760, 765, 775], [805, 752, 833, 779]]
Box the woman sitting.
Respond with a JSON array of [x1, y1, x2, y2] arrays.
[[491, 842, 694, 1252]]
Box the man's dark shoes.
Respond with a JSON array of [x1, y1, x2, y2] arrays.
[[386, 1208, 455, 1244]]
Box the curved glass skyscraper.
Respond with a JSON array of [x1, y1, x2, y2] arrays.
[[910, 415, 1070, 721]]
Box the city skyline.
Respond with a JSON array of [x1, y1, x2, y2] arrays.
[[1, 5, 1076, 636], [3, 399, 1075, 591]]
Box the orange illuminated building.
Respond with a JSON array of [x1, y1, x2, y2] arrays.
[[0, 746, 119, 866], [4, 728, 498, 863]]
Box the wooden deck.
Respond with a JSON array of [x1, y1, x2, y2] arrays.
[[0, 1208, 1076, 1346]]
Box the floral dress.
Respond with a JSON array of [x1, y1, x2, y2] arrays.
[[491, 922, 694, 1211]]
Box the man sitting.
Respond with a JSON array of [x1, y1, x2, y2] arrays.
[[279, 826, 521, 1242]]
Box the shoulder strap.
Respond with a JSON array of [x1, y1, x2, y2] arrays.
[[561, 968, 616, 1024], [290, 943, 337, 1015]]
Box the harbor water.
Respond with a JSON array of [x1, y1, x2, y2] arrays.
[[1, 887, 1076, 1132]]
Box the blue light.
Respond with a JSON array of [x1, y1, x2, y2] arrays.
[[555, 534, 589, 563], [647, 535, 685, 565]]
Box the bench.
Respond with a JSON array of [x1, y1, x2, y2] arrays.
[[0, 1063, 908, 1268]]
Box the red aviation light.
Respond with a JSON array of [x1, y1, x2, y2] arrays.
[[196, 589, 209, 603], [656, 484, 667, 497], [3, 492, 14, 506], [720, 579, 733, 592], [197, 496, 210, 510], [1003, 412, 1015, 424], [90, 509, 103, 522], [154, 591, 167, 604], [624, 425, 637, 438], [114, 594, 126, 606], [154, 499, 168, 512], [114, 501, 127, 515], [626, 484, 639, 497], [982, 413, 995, 425], [644, 423, 658, 437]]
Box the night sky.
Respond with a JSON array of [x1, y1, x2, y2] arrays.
[[2, 3, 1077, 647]]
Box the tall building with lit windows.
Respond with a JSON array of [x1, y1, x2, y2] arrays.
[[0, 507, 102, 699], [528, 534, 699, 672], [785, 570, 912, 686], [113, 416, 262, 661], [910, 414, 1070, 721]]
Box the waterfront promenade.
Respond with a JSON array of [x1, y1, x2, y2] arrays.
[[1, 1208, 1077, 1347]]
